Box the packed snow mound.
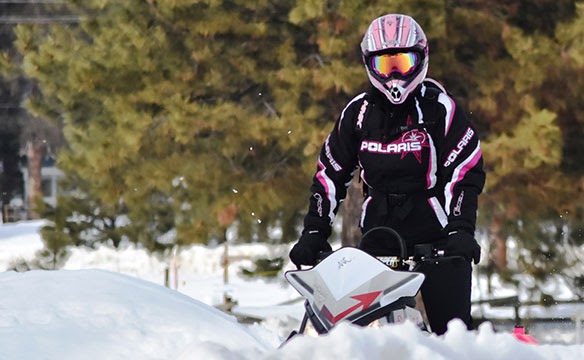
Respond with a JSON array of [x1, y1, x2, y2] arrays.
[[277, 320, 578, 360], [0, 269, 268, 360]]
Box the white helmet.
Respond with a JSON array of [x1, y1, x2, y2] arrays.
[[361, 14, 429, 104]]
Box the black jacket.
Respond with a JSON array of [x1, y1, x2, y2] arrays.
[[303, 80, 486, 250]]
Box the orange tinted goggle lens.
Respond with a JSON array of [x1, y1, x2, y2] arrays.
[[371, 52, 419, 78]]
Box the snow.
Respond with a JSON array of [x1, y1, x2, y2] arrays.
[[0, 270, 268, 360], [1, 221, 583, 360]]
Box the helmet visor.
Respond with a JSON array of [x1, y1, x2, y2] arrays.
[[369, 52, 419, 78]]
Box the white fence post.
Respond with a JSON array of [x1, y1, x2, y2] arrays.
[[172, 244, 179, 290], [576, 313, 583, 345]]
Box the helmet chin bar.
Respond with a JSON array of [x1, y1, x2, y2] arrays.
[[382, 82, 405, 104], [366, 67, 419, 105]]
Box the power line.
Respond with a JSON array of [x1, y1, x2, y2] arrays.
[[0, 16, 79, 24], [0, 0, 75, 23], [0, 1, 65, 3]]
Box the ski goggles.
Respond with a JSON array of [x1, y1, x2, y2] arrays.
[[369, 52, 419, 78]]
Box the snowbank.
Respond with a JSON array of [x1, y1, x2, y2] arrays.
[[0, 269, 268, 360]]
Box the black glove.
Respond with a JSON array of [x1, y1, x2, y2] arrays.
[[445, 230, 481, 264], [289, 230, 332, 267]]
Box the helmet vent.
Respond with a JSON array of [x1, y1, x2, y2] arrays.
[[390, 87, 401, 100]]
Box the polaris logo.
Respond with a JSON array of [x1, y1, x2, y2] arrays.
[[360, 130, 428, 163], [444, 127, 474, 167], [360, 141, 422, 153], [325, 136, 342, 171]]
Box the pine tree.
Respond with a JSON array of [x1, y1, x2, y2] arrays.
[[451, 2, 584, 294], [13, 0, 351, 248]]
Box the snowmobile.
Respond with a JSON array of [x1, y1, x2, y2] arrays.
[[283, 226, 539, 345], [283, 226, 449, 341]]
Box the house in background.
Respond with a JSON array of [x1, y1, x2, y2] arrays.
[[21, 156, 63, 209], [2, 156, 63, 223]]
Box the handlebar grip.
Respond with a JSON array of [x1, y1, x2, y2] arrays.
[[294, 251, 334, 270]]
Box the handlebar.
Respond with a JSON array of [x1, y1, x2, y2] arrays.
[[294, 226, 465, 270], [359, 226, 407, 260], [358, 226, 464, 270]]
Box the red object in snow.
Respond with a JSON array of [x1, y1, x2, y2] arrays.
[[512, 326, 539, 345]]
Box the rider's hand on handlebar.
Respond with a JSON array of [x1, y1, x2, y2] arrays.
[[289, 230, 332, 267], [445, 230, 481, 265]]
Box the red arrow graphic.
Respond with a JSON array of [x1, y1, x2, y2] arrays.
[[322, 291, 382, 324]]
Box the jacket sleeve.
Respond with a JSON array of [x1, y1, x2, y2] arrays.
[[435, 92, 486, 235], [302, 94, 366, 238]]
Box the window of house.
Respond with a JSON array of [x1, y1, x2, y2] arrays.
[[41, 178, 53, 198]]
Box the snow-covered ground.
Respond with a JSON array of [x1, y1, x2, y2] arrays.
[[0, 220, 583, 359]]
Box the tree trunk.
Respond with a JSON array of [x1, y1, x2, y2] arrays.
[[26, 136, 45, 219], [341, 173, 362, 247], [489, 215, 507, 271]]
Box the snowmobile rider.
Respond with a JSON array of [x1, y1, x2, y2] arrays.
[[289, 14, 486, 335]]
